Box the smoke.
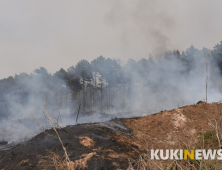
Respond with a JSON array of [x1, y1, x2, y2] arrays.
[[1, 1, 222, 79], [0, 44, 222, 144], [103, 0, 175, 55], [0, 0, 222, 142]]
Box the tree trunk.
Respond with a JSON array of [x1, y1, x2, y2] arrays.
[[123, 84, 125, 109], [65, 86, 68, 114], [83, 79, 85, 113], [100, 82, 103, 113]]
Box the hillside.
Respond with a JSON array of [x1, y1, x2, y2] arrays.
[[0, 101, 222, 169]]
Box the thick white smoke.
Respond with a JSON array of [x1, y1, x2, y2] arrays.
[[0, 46, 222, 143]]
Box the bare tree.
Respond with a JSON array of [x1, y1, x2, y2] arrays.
[[205, 54, 211, 103]]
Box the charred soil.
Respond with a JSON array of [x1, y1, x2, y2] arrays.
[[0, 102, 222, 169]]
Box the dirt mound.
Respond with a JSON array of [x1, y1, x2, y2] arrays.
[[196, 100, 207, 105], [0, 102, 222, 169]]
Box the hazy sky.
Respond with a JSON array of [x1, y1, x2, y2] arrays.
[[0, 0, 221, 78]]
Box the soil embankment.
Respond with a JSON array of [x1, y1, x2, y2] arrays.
[[0, 101, 221, 169]]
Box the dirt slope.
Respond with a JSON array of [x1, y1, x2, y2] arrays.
[[0, 101, 222, 170]]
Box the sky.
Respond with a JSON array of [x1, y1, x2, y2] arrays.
[[0, 0, 221, 79]]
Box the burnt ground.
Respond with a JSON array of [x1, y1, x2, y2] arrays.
[[0, 120, 139, 170], [1, 101, 222, 169]]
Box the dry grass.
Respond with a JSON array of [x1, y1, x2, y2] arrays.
[[38, 99, 222, 169], [42, 96, 74, 170], [128, 103, 222, 170]]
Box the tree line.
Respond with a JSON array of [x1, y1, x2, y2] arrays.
[[1, 41, 222, 118]]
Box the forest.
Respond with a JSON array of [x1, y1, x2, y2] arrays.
[[1, 41, 222, 119]]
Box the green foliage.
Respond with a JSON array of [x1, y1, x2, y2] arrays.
[[203, 130, 218, 149], [1, 41, 222, 116], [203, 130, 216, 140], [75, 59, 93, 82]]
